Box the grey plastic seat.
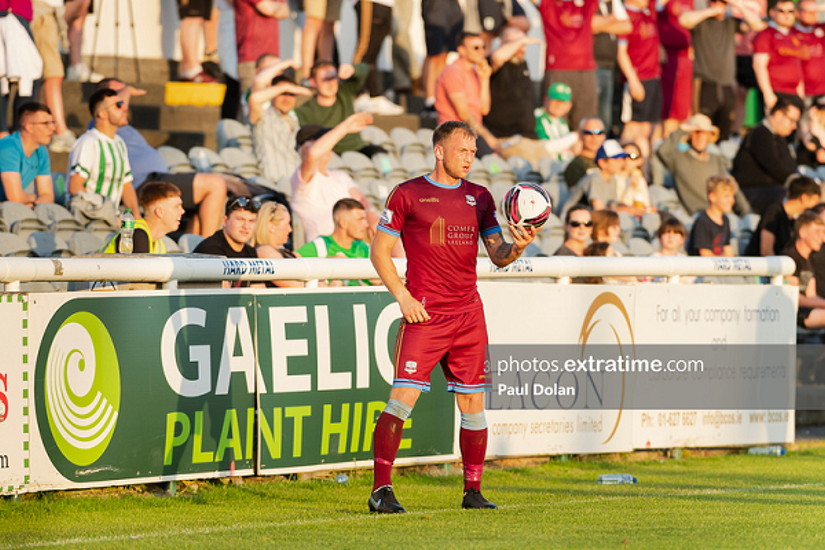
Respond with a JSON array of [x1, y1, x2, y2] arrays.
[[157, 146, 195, 173], [68, 232, 104, 255], [189, 146, 231, 174], [178, 233, 205, 253], [0, 232, 35, 256], [217, 118, 254, 152], [162, 236, 182, 253], [28, 232, 72, 257]]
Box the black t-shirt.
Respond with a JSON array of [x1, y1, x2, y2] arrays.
[[484, 57, 539, 139], [691, 17, 738, 86], [811, 246, 825, 298], [744, 202, 792, 256], [784, 241, 814, 291], [688, 211, 730, 256], [193, 230, 257, 258]]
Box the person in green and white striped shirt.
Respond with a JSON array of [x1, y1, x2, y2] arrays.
[[68, 88, 140, 216]]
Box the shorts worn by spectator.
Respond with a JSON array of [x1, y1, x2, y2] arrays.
[[0, 102, 55, 205], [291, 114, 380, 242], [177, 0, 219, 82], [657, 0, 696, 131], [103, 181, 185, 254], [752, 0, 804, 109], [421, 0, 464, 106]]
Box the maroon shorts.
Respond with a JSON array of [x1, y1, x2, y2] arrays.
[[392, 307, 488, 394], [661, 49, 693, 121]]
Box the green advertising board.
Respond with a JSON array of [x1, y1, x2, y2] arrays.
[[33, 290, 455, 485]]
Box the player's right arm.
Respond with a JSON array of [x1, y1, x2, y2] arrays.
[[370, 230, 430, 323]]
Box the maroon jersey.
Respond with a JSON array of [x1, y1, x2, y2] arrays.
[[753, 23, 805, 95], [622, 0, 662, 81], [540, 0, 599, 71], [795, 23, 825, 97], [378, 175, 501, 315]]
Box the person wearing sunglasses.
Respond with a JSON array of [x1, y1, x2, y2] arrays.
[[616, 142, 652, 215], [193, 196, 261, 281], [563, 117, 607, 188], [752, 0, 804, 110], [554, 204, 593, 257], [0, 102, 56, 206], [68, 88, 140, 218]]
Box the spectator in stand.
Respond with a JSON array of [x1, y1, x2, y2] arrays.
[[102, 182, 185, 254], [657, 0, 699, 137], [421, 0, 464, 111], [235, 0, 289, 93], [591, 209, 621, 244], [744, 174, 821, 256], [300, 0, 340, 81], [795, 0, 825, 102], [783, 210, 825, 328], [657, 113, 751, 216], [617, 142, 652, 213], [352, 0, 406, 116], [253, 201, 304, 288], [0, 102, 55, 205], [0, 0, 42, 138], [193, 196, 259, 286], [248, 62, 313, 183], [291, 114, 381, 242], [534, 83, 580, 163], [680, 0, 765, 142], [434, 32, 499, 156], [484, 27, 561, 165], [732, 94, 803, 215], [176, 0, 220, 82], [753, 0, 804, 110], [617, 0, 662, 161], [593, 0, 632, 133], [298, 198, 377, 286], [535, 0, 628, 129], [687, 175, 737, 257], [294, 61, 386, 156], [63, 0, 103, 82], [798, 96, 825, 168], [97, 78, 229, 237], [564, 117, 607, 188], [554, 204, 593, 256], [563, 139, 632, 214], [733, 0, 768, 136], [463, 0, 530, 50], [31, 0, 76, 153], [68, 89, 139, 216], [651, 216, 688, 256]]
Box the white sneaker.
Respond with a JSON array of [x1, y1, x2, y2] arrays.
[[66, 63, 105, 83], [354, 93, 373, 114], [49, 130, 77, 153], [368, 95, 405, 116]]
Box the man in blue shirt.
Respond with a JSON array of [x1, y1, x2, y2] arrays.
[[0, 103, 55, 206]]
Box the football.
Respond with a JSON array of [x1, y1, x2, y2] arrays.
[[501, 182, 552, 229]]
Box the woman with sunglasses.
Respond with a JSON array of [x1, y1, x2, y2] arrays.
[[617, 142, 653, 216], [253, 201, 304, 288], [554, 205, 593, 256]]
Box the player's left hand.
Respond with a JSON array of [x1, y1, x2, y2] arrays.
[[508, 224, 539, 252]]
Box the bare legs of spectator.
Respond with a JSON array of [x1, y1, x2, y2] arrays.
[[301, 16, 334, 80], [191, 173, 228, 237], [423, 52, 448, 106], [180, 13, 219, 82], [43, 77, 69, 136], [204, 8, 220, 60], [64, 0, 102, 82]]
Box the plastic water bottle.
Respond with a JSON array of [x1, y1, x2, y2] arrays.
[[119, 209, 134, 254], [598, 474, 637, 484], [334, 474, 349, 484], [747, 445, 786, 456]]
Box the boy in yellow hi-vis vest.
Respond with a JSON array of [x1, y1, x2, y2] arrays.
[[103, 182, 184, 253]]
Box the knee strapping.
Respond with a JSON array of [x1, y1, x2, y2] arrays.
[[383, 398, 412, 421], [460, 411, 487, 431]]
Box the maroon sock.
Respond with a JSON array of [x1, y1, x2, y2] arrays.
[[460, 427, 488, 492], [372, 412, 405, 491]]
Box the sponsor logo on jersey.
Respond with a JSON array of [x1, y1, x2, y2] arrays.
[[419, 197, 439, 203], [405, 361, 417, 374], [380, 208, 393, 225], [430, 217, 446, 245], [465, 195, 476, 207]]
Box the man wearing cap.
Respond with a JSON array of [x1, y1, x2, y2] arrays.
[[483, 27, 577, 165], [562, 139, 632, 215], [563, 117, 607, 188], [292, 113, 381, 242], [535, 82, 580, 163], [657, 113, 751, 216]]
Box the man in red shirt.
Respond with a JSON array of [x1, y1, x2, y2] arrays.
[[753, 0, 804, 109], [235, 0, 289, 94], [795, 0, 825, 100], [618, 0, 662, 160], [368, 120, 537, 513]]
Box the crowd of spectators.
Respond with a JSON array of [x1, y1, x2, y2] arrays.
[[4, 0, 825, 290]]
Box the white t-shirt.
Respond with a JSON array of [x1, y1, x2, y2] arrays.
[[290, 168, 357, 242], [69, 128, 133, 207]]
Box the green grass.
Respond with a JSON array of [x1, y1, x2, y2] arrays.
[[3, 447, 825, 549]]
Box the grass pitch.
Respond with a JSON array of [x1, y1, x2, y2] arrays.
[[3, 446, 825, 549]]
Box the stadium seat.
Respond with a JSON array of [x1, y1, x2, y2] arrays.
[[718, 140, 739, 161], [482, 155, 515, 179], [368, 179, 392, 203], [68, 232, 104, 255], [741, 213, 761, 233], [157, 146, 195, 173], [34, 203, 85, 241], [617, 212, 638, 243], [627, 237, 654, 257], [0, 201, 42, 228], [177, 233, 205, 253], [540, 235, 564, 256], [217, 118, 254, 153], [416, 128, 434, 149], [727, 212, 741, 237], [361, 125, 395, 153], [341, 151, 381, 180], [648, 185, 682, 212], [10, 218, 50, 240], [612, 240, 630, 256], [85, 219, 119, 241], [507, 156, 543, 184], [189, 146, 231, 174], [522, 242, 543, 257], [641, 212, 662, 239], [28, 232, 72, 257], [162, 236, 182, 253], [0, 232, 35, 256], [400, 151, 430, 177], [220, 147, 262, 178], [391, 127, 426, 155]]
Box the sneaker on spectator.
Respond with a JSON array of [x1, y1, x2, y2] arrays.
[[354, 93, 405, 116], [66, 63, 104, 83], [180, 67, 219, 83], [49, 130, 77, 153]]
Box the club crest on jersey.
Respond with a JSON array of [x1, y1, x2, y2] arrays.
[[380, 208, 393, 225], [405, 361, 417, 374], [465, 195, 476, 207]]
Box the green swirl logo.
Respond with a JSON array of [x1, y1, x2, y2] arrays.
[[43, 312, 120, 466]]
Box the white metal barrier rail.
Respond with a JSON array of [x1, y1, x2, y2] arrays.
[[0, 255, 794, 289]]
